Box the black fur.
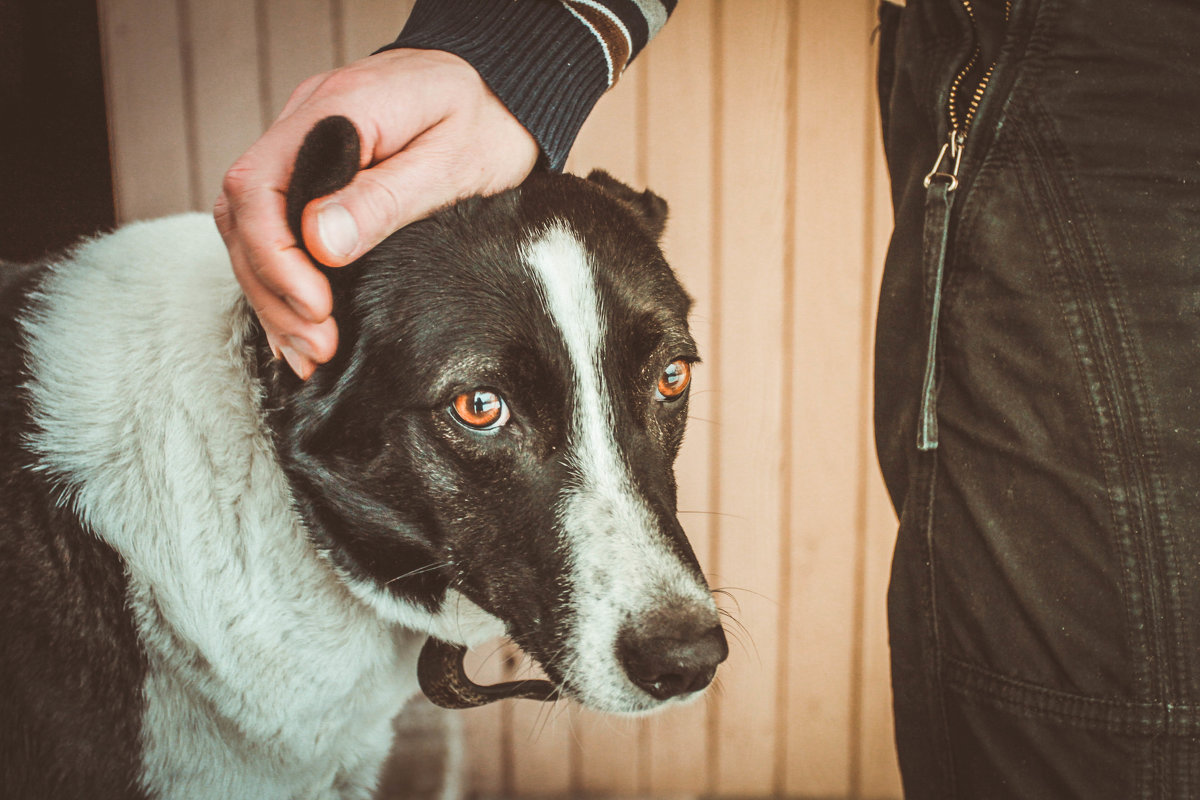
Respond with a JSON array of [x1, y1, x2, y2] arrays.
[[0, 261, 149, 800]]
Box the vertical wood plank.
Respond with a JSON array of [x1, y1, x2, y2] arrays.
[[462, 641, 511, 794], [784, 0, 877, 795], [563, 60, 641, 184], [573, 709, 645, 796], [339, 0, 414, 63], [711, 2, 791, 794], [857, 27, 904, 794], [641, 1, 718, 793], [262, 0, 337, 120], [98, 0, 192, 221], [859, 473, 903, 799], [182, 0, 263, 209], [508, 669, 573, 796]]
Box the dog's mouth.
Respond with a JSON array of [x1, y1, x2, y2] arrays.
[[418, 636, 558, 709]]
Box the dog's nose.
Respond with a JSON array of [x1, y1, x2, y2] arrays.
[[616, 611, 729, 700]]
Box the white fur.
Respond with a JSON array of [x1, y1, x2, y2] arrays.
[[522, 223, 716, 713], [20, 214, 497, 799]]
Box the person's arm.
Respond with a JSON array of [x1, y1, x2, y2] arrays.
[[379, 0, 675, 171], [216, 0, 675, 378]]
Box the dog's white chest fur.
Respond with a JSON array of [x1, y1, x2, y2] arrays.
[[21, 214, 423, 799]]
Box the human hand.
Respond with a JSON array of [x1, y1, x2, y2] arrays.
[[214, 48, 540, 379]]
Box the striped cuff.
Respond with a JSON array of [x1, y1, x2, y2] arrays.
[[378, 0, 674, 171]]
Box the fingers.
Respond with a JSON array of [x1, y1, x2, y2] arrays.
[[301, 139, 457, 267], [217, 193, 337, 380], [216, 177, 333, 322], [216, 105, 346, 378], [217, 48, 539, 379], [302, 97, 539, 267]]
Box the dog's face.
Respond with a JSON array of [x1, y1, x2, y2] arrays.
[[268, 118, 726, 714]]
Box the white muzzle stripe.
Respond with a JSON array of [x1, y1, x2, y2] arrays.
[[521, 223, 713, 712]]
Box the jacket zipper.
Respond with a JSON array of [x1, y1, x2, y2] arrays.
[[917, 0, 1011, 451], [924, 0, 1012, 192]]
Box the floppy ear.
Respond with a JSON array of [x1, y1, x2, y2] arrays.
[[585, 169, 668, 241], [285, 115, 362, 257]]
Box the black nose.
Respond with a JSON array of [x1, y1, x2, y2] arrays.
[[617, 611, 729, 701]]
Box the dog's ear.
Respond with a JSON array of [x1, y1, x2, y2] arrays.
[[285, 115, 362, 258], [585, 169, 668, 241]]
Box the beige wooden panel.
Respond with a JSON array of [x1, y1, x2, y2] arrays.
[[99, 0, 192, 221], [462, 641, 511, 793], [641, 0, 719, 793], [508, 678, 573, 796], [711, 2, 792, 794], [857, 41, 904, 799], [182, 0, 263, 211], [784, 0, 879, 795], [262, 0, 337, 120], [340, 0, 415, 63], [564, 59, 641, 183], [859, 470, 902, 800]]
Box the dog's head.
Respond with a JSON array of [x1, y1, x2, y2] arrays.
[[265, 117, 726, 714]]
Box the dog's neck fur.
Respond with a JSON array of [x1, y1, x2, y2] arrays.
[[18, 214, 475, 798]]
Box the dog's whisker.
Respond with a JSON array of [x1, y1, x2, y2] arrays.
[[710, 586, 744, 615], [719, 619, 759, 664], [530, 692, 571, 741], [524, 688, 571, 742], [711, 584, 778, 608], [465, 638, 515, 680], [676, 509, 740, 520], [717, 611, 755, 656], [717, 607, 752, 639], [382, 561, 452, 587]]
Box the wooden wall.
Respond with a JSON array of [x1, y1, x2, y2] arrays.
[[97, 1, 901, 797]]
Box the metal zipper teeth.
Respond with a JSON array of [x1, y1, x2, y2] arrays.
[[947, 0, 1012, 144]]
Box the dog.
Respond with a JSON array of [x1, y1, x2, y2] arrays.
[[0, 116, 727, 799]]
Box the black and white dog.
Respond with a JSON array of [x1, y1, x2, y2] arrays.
[[0, 117, 726, 799]]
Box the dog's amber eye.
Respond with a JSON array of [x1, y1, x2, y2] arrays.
[[450, 390, 510, 431], [655, 360, 692, 402]]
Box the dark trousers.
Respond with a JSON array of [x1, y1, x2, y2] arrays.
[[876, 0, 1200, 796]]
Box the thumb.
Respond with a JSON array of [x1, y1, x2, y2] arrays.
[[301, 148, 463, 267]]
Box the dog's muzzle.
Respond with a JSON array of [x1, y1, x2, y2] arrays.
[[418, 637, 557, 709]]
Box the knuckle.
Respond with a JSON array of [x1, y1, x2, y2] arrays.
[[220, 159, 254, 199], [289, 71, 328, 102], [212, 192, 234, 233], [313, 66, 367, 101], [355, 171, 407, 229]]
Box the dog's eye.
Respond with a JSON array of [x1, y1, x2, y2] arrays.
[[450, 390, 510, 431], [654, 360, 692, 402]]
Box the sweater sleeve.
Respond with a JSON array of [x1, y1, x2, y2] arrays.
[[376, 0, 677, 171]]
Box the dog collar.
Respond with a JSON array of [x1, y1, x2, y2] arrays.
[[418, 637, 558, 709]]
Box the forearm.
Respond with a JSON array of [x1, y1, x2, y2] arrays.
[[380, 0, 677, 170]]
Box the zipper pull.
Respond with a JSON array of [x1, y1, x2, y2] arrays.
[[924, 132, 964, 192], [916, 131, 963, 452]]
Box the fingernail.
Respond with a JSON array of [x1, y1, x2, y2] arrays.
[[317, 202, 358, 260], [279, 345, 312, 380]]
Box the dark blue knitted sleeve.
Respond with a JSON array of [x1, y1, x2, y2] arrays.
[[377, 0, 676, 171]]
